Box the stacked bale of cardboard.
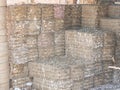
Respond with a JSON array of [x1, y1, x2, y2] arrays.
[[64, 5, 81, 29], [38, 5, 55, 59], [71, 5, 81, 27], [81, 5, 108, 28], [28, 57, 74, 90], [65, 28, 116, 88], [102, 31, 116, 84], [7, 5, 41, 89], [100, 5, 120, 84], [65, 28, 103, 89], [7, 5, 28, 64], [10, 77, 31, 89], [81, 5, 99, 28], [54, 5, 65, 56], [108, 5, 120, 18], [26, 5, 41, 62]]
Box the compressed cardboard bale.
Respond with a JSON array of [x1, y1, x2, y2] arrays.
[[38, 32, 54, 47], [64, 5, 72, 29], [38, 32, 55, 58], [54, 19, 64, 31], [41, 19, 55, 32], [33, 78, 73, 90], [54, 31, 65, 56], [11, 77, 31, 89], [25, 35, 37, 48], [10, 5, 27, 21], [65, 28, 104, 60], [42, 5, 54, 20], [65, 29, 78, 58], [93, 73, 104, 87], [10, 63, 28, 79], [72, 81, 83, 90], [83, 62, 103, 78], [100, 18, 120, 32], [27, 48, 38, 61], [28, 59, 71, 80], [108, 5, 120, 18], [71, 5, 81, 27], [81, 5, 100, 28], [71, 5, 81, 18], [103, 71, 113, 84], [11, 21, 28, 36], [83, 76, 94, 90], [98, 5, 108, 17], [27, 5, 42, 20], [58, 57, 84, 81], [103, 31, 116, 46], [39, 46, 55, 59], [102, 60, 113, 72], [81, 5, 98, 18], [8, 34, 25, 50], [113, 70, 120, 84], [116, 33, 120, 46], [72, 18, 81, 27], [9, 45, 28, 64], [102, 46, 115, 60], [26, 21, 41, 35], [54, 5, 65, 19], [81, 17, 99, 28], [115, 46, 120, 59]]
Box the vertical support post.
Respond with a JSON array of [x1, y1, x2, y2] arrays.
[[0, 0, 9, 90]]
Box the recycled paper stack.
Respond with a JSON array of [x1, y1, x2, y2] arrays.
[[81, 5, 99, 28], [65, 28, 116, 87], [54, 5, 65, 31], [7, 5, 41, 89], [71, 5, 81, 27], [64, 5, 81, 29], [108, 5, 120, 18], [10, 63, 28, 79], [11, 77, 31, 89], [29, 57, 73, 90], [65, 28, 104, 61], [54, 5, 65, 56], [100, 5, 120, 84], [38, 32, 55, 59]]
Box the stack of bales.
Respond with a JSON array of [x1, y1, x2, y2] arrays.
[[7, 5, 28, 64], [65, 28, 116, 88], [65, 28, 103, 89], [81, 5, 108, 28], [26, 4, 41, 61], [7, 5, 41, 89], [102, 31, 116, 84], [100, 5, 120, 84], [38, 5, 55, 59], [28, 57, 74, 90], [108, 5, 120, 18], [54, 5, 65, 56]]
